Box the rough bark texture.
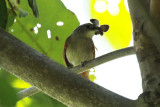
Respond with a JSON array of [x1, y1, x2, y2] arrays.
[[128, 0, 160, 106], [17, 46, 135, 101], [134, 31, 160, 107], [0, 28, 136, 107]]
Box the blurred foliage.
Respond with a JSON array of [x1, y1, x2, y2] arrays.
[[17, 93, 66, 107], [0, 0, 80, 106], [90, 0, 132, 49], [90, 74, 96, 82], [12, 79, 31, 89], [6, 8, 16, 31], [89, 69, 96, 82], [0, 69, 18, 107], [0, 69, 66, 107], [0, 0, 7, 29]]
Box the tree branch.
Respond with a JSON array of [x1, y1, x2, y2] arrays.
[[150, 0, 160, 23], [128, 0, 160, 106], [0, 28, 136, 107], [17, 86, 39, 100], [71, 46, 135, 73], [18, 46, 135, 100]]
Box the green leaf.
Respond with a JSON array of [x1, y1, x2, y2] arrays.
[[6, 9, 16, 30], [0, 74, 18, 107], [10, 0, 79, 65], [0, 0, 7, 29], [28, 0, 40, 18]]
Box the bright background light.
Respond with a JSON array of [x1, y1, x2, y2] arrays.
[[94, 1, 108, 13], [61, 0, 142, 100]]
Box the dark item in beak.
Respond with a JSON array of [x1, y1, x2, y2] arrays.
[[95, 25, 109, 36], [100, 25, 109, 32]]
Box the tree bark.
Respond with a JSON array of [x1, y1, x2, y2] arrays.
[[128, 0, 160, 106], [18, 46, 135, 100], [150, 0, 160, 23], [0, 28, 136, 107]]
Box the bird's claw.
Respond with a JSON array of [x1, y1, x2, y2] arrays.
[[81, 61, 87, 67]]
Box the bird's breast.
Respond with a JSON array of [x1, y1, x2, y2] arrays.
[[66, 37, 94, 66]]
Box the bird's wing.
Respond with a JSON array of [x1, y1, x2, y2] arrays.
[[63, 36, 73, 68], [92, 43, 95, 58]]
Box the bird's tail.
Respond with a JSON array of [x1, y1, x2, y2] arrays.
[[80, 71, 90, 80]]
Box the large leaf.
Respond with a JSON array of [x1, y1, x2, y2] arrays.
[[10, 0, 80, 65], [0, 0, 7, 29]]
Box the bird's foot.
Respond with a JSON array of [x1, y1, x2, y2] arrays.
[[81, 61, 87, 67]]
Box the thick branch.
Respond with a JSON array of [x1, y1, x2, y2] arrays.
[[128, 0, 160, 106], [150, 0, 160, 23], [0, 28, 136, 106], [18, 46, 135, 100]]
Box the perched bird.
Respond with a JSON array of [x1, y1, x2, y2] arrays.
[[63, 19, 109, 79]]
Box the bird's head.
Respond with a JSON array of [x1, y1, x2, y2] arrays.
[[72, 19, 109, 38]]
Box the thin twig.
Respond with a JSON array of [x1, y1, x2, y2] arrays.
[[7, 0, 17, 16], [17, 86, 39, 100], [17, 46, 135, 100], [71, 46, 135, 73]]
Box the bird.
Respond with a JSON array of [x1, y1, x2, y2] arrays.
[[63, 19, 109, 80]]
